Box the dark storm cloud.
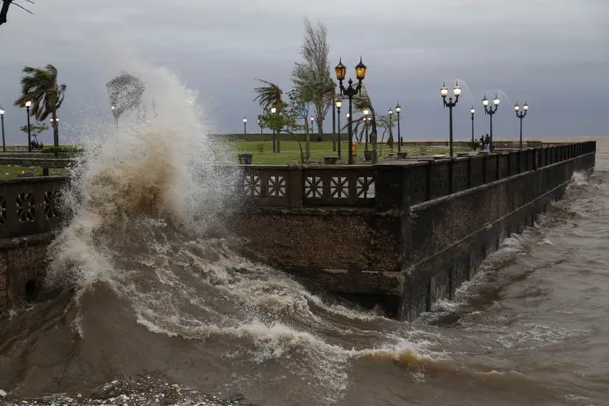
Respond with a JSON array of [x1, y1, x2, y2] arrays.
[[0, 0, 607, 143]]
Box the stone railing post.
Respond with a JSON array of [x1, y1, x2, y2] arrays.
[[375, 165, 408, 212], [448, 159, 454, 194], [467, 156, 472, 188], [287, 166, 303, 208]]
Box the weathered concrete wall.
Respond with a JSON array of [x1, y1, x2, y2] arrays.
[[0, 233, 54, 313], [399, 152, 595, 320], [228, 148, 595, 319], [229, 208, 403, 296]]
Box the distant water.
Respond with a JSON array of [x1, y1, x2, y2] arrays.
[[0, 63, 606, 406]]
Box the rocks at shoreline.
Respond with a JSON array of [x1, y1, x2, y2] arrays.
[[0, 376, 257, 406]]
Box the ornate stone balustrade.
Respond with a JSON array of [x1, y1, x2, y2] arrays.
[[0, 141, 597, 238], [0, 176, 66, 238]]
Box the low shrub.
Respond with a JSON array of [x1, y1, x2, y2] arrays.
[[42, 145, 83, 153]]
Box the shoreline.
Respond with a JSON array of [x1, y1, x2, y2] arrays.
[[0, 376, 258, 406]]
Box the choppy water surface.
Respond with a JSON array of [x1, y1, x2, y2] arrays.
[[0, 65, 606, 406]]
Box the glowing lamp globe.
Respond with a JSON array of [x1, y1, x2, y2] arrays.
[[355, 58, 367, 80], [335, 60, 346, 81]]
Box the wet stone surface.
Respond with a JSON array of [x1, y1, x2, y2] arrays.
[[0, 376, 256, 406]]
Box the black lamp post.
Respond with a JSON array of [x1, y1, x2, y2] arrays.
[[0, 106, 5, 152], [470, 106, 476, 150], [49, 117, 59, 147], [335, 99, 342, 159], [271, 107, 277, 153], [111, 105, 118, 130], [396, 103, 402, 152], [440, 82, 461, 157], [335, 57, 367, 165], [387, 108, 394, 150], [310, 115, 315, 138], [514, 102, 529, 150], [49, 117, 59, 144], [243, 116, 247, 135], [482, 94, 500, 151], [25, 100, 32, 152], [363, 108, 370, 152]]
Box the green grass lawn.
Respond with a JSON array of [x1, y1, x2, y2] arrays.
[[0, 165, 67, 179], [0, 141, 472, 179], [229, 140, 470, 164]]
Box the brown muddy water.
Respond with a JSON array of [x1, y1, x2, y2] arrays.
[[0, 137, 607, 406]]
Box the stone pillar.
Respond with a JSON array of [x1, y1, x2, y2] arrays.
[[374, 164, 408, 212], [287, 167, 303, 208]]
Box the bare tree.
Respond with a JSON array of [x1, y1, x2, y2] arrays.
[[1, 0, 34, 27], [291, 17, 335, 142]]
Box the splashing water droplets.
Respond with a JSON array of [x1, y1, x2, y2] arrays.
[[39, 58, 444, 404]]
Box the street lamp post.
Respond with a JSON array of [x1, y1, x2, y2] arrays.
[[388, 108, 394, 151], [243, 117, 247, 135], [310, 115, 315, 136], [482, 94, 500, 151], [395, 103, 402, 152], [335, 99, 342, 159], [271, 107, 277, 153], [49, 117, 59, 147], [335, 58, 367, 165], [363, 108, 370, 151], [470, 106, 476, 150], [25, 101, 32, 152], [0, 106, 5, 152], [514, 102, 529, 150], [111, 105, 118, 130], [440, 82, 461, 157]]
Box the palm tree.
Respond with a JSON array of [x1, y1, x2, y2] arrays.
[[14, 64, 66, 147], [253, 79, 283, 111]]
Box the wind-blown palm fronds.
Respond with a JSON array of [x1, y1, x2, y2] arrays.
[[253, 79, 283, 111], [14, 64, 66, 147]]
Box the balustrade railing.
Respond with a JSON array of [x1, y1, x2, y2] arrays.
[[0, 142, 596, 238], [0, 177, 67, 238]]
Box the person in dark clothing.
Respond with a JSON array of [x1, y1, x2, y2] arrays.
[[484, 134, 490, 151], [479, 135, 485, 151]]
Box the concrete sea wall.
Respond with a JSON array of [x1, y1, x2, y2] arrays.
[[0, 142, 597, 319]]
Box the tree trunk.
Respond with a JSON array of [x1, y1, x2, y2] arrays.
[[314, 100, 324, 142], [0, 0, 13, 26], [305, 119, 311, 162]]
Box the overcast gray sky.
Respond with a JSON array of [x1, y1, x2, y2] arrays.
[[0, 0, 607, 144]]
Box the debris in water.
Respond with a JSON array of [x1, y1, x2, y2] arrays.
[[0, 377, 257, 406]]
